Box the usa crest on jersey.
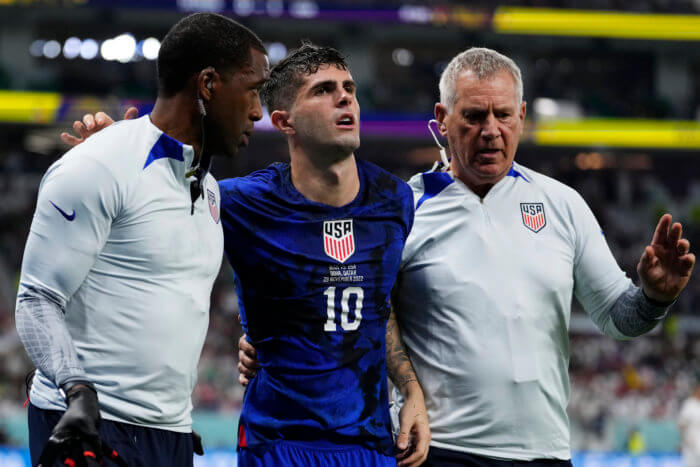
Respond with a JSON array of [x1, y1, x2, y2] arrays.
[[520, 203, 546, 233], [323, 219, 355, 263], [207, 188, 219, 223]]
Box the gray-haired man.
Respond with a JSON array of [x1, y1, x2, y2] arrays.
[[388, 47, 694, 466]]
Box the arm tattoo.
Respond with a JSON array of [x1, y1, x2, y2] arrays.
[[386, 309, 418, 391]]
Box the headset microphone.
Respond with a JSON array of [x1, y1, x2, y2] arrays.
[[427, 119, 450, 169], [197, 82, 212, 116], [189, 86, 213, 214]]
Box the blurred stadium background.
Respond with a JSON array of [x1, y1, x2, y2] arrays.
[[1, 0, 700, 465]]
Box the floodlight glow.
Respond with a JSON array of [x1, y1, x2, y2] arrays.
[[80, 39, 99, 60], [266, 0, 283, 17], [533, 97, 558, 118], [392, 48, 414, 67], [63, 37, 81, 60], [398, 5, 432, 24], [267, 42, 287, 64], [43, 40, 61, 59], [101, 39, 116, 61], [114, 33, 137, 63], [29, 40, 45, 57], [233, 0, 254, 16], [142, 37, 160, 60], [289, 0, 318, 19]]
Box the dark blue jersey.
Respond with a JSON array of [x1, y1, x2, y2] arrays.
[[219, 159, 414, 456]]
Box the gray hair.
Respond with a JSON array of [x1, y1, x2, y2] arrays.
[[439, 47, 523, 112]]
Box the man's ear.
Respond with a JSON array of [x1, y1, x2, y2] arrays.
[[519, 100, 527, 123], [270, 109, 294, 135], [434, 103, 449, 137], [197, 67, 218, 103]]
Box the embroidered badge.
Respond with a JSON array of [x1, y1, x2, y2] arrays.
[[323, 219, 355, 263], [520, 203, 546, 233], [207, 189, 219, 223]]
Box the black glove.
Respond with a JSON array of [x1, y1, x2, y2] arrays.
[[192, 430, 204, 456], [37, 382, 128, 467]]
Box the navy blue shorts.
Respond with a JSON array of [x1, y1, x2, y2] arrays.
[[238, 441, 396, 466], [28, 403, 195, 467], [424, 446, 572, 467]]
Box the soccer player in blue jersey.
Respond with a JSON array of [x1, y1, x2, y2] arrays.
[[222, 43, 429, 466]]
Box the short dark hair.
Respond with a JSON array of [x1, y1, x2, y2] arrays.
[[261, 42, 348, 112], [157, 13, 266, 96]]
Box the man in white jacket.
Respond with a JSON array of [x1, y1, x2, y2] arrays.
[[389, 47, 695, 466], [16, 13, 268, 467]]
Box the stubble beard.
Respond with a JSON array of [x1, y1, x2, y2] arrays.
[[301, 125, 359, 162]]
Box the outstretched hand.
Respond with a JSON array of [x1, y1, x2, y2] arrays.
[[60, 107, 139, 146], [638, 214, 695, 303]]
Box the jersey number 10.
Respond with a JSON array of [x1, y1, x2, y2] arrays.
[[323, 286, 363, 332]]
